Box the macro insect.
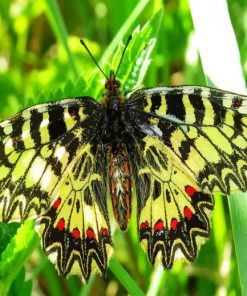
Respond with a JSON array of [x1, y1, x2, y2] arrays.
[[0, 36, 246, 282]]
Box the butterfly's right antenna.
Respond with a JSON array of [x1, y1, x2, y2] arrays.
[[80, 39, 108, 80], [114, 35, 132, 77]]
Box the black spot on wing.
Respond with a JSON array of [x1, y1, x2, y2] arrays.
[[188, 94, 205, 124], [84, 187, 93, 205], [136, 173, 151, 214], [72, 153, 85, 180], [149, 146, 168, 169], [81, 157, 92, 180], [166, 93, 185, 121], [193, 88, 203, 96], [150, 95, 162, 113], [233, 113, 244, 133], [59, 131, 80, 163], [179, 139, 193, 161], [145, 149, 161, 172], [49, 156, 62, 176], [66, 136, 80, 163], [0, 126, 4, 138], [30, 109, 43, 146], [68, 105, 80, 121], [159, 120, 177, 148], [48, 105, 67, 140], [211, 101, 227, 125], [153, 180, 161, 199], [166, 189, 171, 203], [76, 199, 80, 212], [11, 115, 25, 150]]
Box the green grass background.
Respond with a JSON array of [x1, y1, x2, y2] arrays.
[[0, 0, 247, 295]]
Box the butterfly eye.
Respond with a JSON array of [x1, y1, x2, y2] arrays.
[[105, 81, 110, 90], [115, 80, 120, 88]]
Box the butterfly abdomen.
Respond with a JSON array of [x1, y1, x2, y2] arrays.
[[108, 142, 131, 231], [103, 88, 132, 231]]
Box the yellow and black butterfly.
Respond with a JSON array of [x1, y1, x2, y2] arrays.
[[0, 37, 246, 282]]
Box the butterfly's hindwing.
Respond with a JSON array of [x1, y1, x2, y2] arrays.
[[36, 141, 112, 281], [128, 132, 214, 267], [0, 97, 103, 222]]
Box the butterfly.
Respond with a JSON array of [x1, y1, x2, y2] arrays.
[[0, 36, 246, 282]]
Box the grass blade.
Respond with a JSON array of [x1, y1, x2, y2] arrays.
[[189, 0, 247, 293], [228, 193, 247, 294], [109, 257, 145, 296], [44, 0, 79, 79]]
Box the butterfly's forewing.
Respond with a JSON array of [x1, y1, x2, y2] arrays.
[[126, 86, 247, 194], [37, 141, 112, 281], [125, 86, 247, 267], [0, 97, 103, 222]]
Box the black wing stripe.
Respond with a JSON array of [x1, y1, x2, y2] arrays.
[[166, 93, 185, 121], [48, 105, 67, 141], [188, 94, 205, 124], [30, 109, 43, 147]]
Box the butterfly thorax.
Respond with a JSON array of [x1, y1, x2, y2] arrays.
[[101, 73, 132, 231]]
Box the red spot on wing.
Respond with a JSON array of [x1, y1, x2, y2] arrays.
[[86, 228, 96, 240], [100, 227, 110, 237], [53, 197, 61, 209], [154, 219, 164, 232], [140, 221, 149, 231], [185, 185, 197, 197], [72, 228, 80, 239], [170, 218, 178, 230], [68, 106, 80, 120], [184, 206, 193, 219], [57, 218, 65, 231], [233, 97, 243, 109], [70, 111, 78, 118]]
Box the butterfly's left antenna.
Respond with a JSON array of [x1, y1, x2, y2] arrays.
[[80, 39, 108, 80]]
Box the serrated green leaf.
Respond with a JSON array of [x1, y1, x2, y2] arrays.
[[0, 220, 39, 296], [8, 267, 32, 296], [0, 223, 20, 254]]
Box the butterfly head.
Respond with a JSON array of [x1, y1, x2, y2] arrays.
[[105, 70, 121, 96], [80, 35, 131, 99]]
